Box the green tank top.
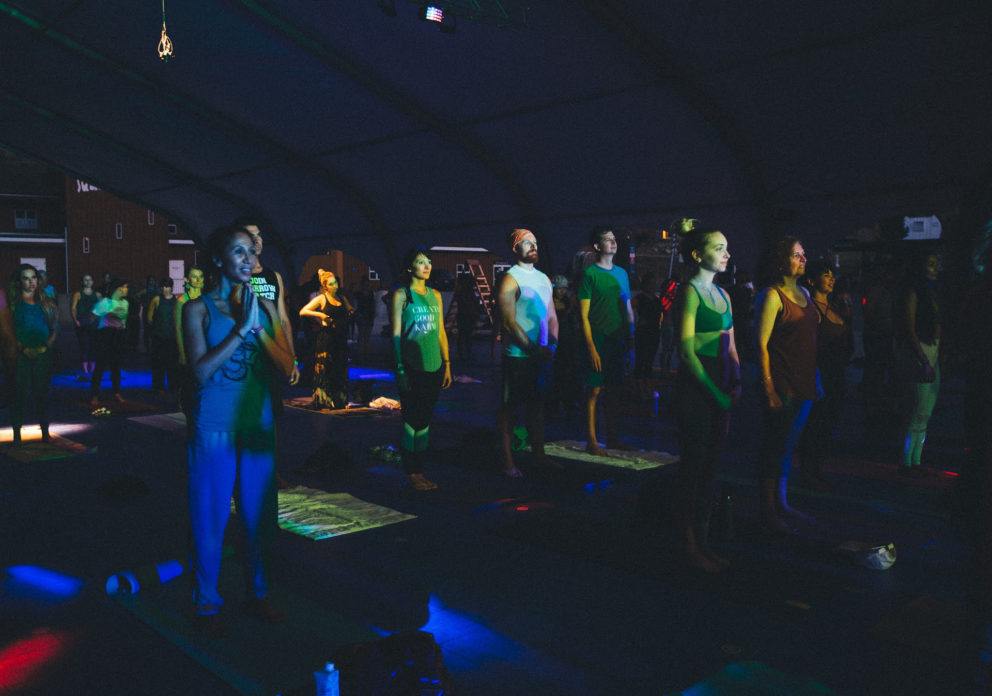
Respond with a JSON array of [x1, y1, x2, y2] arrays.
[[691, 284, 733, 333], [401, 287, 442, 372]]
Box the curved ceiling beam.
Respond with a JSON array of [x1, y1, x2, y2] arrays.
[[0, 2, 399, 274], [0, 137, 199, 246], [0, 86, 268, 219], [233, 0, 541, 223], [579, 0, 777, 243]]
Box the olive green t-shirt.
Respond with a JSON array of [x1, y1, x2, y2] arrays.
[[578, 264, 631, 337]]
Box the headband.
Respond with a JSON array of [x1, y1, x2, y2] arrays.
[[509, 228, 535, 250]]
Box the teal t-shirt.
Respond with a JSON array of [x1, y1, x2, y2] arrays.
[[14, 301, 51, 348], [578, 264, 631, 337], [401, 288, 442, 372]]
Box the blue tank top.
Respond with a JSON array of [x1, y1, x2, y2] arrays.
[[194, 293, 274, 432], [14, 301, 50, 348]]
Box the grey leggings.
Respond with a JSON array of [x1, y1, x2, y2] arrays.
[[904, 342, 940, 467]]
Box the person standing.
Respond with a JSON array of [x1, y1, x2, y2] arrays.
[[798, 261, 852, 489], [175, 267, 205, 423], [633, 272, 663, 380], [496, 229, 558, 477], [237, 220, 300, 387], [896, 253, 942, 476], [89, 279, 130, 406], [9, 264, 59, 445], [674, 228, 740, 572], [300, 269, 353, 409], [579, 227, 635, 454], [755, 237, 820, 533], [147, 277, 179, 394], [391, 248, 452, 490], [453, 273, 481, 364], [182, 226, 294, 634], [71, 274, 100, 379]]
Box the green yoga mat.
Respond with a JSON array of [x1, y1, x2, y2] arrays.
[[673, 661, 834, 695], [248, 486, 416, 541], [541, 440, 678, 471], [114, 562, 377, 695]]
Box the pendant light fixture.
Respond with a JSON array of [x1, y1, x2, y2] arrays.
[[157, 0, 174, 61]]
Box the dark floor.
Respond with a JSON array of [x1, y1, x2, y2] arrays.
[[0, 332, 985, 695]]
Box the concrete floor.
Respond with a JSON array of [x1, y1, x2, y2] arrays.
[[0, 331, 982, 695]]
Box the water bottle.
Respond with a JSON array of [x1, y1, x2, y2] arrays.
[[314, 662, 340, 696]]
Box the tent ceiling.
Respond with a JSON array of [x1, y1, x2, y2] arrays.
[[1, 0, 988, 275]]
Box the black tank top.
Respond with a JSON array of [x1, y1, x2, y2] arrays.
[[249, 268, 279, 303]]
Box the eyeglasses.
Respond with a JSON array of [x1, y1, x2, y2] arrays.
[[790, 252, 807, 260]]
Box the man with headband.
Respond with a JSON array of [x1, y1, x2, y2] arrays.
[[497, 228, 559, 477], [579, 226, 635, 454]]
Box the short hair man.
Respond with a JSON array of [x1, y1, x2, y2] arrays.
[[578, 227, 635, 455], [497, 228, 559, 477], [237, 220, 300, 386]]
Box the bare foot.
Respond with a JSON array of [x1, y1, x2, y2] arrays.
[[686, 548, 725, 574], [761, 514, 796, 536], [780, 504, 816, 525], [409, 473, 439, 491], [586, 443, 609, 457], [704, 549, 730, 569], [502, 464, 524, 478]]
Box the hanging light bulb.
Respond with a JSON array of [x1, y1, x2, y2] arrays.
[[157, 0, 173, 61]]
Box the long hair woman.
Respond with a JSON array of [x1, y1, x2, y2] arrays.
[[88, 278, 130, 406], [9, 264, 59, 445], [798, 260, 853, 489], [896, 252, 941, 476], [299, 269, 353, 409], [70, 273, 100, 378], [755, 236, 820, 533], [390, 248, 452, 491], [674, 229, 740, 572], [182, 226, 294, 633]]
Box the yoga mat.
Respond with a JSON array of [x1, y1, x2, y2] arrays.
[[1, 433, 94, 462], [86, 398, 160, 416], [672, 661, 834, 695], [541, 440, 678, 471], [284, 397, 399, 418], [128, 411, 188, 432], [113, 561, 377, 696], [267, 486, 416, 541]]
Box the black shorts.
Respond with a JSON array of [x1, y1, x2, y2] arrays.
[[501, 355, 551, 406]]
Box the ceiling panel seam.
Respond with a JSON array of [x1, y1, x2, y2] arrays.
[[232, 0, 541, 223], [0, 0, 398, 271]]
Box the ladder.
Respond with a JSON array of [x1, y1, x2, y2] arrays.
[[467, 260, 495, 327]]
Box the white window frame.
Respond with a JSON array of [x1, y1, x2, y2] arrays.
[[493, 263, 512, 277], [14, 209, 38, 230], [167, 223, 177, 236], [82, 236, 90, 254], [115, 222, 123, 240], [368, 268, 380, 281], [147, 210, 155, 225]]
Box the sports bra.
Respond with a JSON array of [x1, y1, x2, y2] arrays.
[[691, 284, 733, 333]]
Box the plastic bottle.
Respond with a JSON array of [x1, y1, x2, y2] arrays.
[[314, 662, 340, 696]]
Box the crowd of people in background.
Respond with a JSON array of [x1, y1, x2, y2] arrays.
[[0, 214, 984, 613]]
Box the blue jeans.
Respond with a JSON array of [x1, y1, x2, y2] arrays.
[[187, 428, 276, 615]]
